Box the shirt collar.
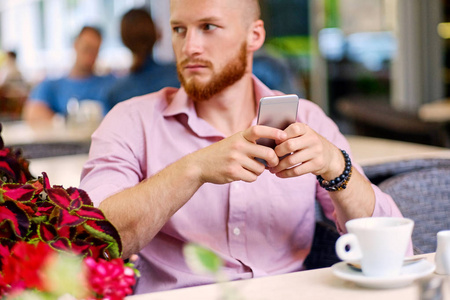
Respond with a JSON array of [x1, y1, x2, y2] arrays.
[[162, 75, 279, 138]]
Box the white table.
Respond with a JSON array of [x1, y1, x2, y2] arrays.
[[28, 154, 88, 188], [346, 135, 450, 166], [1, 119, 95, 145], [128, 253, 448, 300], [0, 120, 93, 187]]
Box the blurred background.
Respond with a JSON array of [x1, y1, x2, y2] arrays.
[[1, 0, 448, 256], [0, 0, 449, 149]]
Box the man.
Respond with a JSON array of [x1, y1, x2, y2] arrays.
[[106, 8, 179, 111], [80, 0, 404, 294], [23, 26, 115, 125]]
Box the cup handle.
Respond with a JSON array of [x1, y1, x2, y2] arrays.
[[335, 233, 362, 261]]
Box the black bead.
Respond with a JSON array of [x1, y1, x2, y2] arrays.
[[317, 149, 352, 191]]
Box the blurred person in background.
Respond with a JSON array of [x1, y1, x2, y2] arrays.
[[22, 26, 116, 126], [0, 51, 25, 87], [253, 48, 303, 96], [106, 8, 179, 111], [0, 51, 29, 120]]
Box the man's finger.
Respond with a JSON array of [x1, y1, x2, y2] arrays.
[[242, 125, 287, 143], [284, 123, 309, 139]]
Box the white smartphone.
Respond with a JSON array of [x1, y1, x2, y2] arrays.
[[256, 94, 299, 149]]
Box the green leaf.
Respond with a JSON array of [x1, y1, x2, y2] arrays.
[[183, 243, 223, 275], [83, 222, 121, 259]]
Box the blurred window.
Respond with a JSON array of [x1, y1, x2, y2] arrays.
[[0, 0, 147, 82]]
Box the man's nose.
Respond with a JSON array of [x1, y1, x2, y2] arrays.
[[182, 29, 203, 56]]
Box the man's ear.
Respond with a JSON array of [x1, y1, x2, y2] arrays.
[[247, 20, 266, 52]]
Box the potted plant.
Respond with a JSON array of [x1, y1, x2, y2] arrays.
[[0, 125, 138, 299]]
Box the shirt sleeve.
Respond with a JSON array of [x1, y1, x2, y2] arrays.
[[79, 101, 145, 207], [298, 99, 404, 224], [29, 79, 54, 108]]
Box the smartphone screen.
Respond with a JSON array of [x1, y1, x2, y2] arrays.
[[256, 94, 299, 149]]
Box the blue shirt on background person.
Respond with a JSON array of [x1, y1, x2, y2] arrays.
[[106, 55, 179, 111], [22, 26, 114, 125], [29, 74, 116, 116]]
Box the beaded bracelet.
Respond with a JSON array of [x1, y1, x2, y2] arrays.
[[317, 149, 352, 192]]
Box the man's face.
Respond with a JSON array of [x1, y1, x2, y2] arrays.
[[74, 30, 102, 73], [170, 0, 250, 101]]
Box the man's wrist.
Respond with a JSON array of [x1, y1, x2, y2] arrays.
[[317, 149, 352, 192]]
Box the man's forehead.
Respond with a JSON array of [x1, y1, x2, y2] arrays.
[[170, 0, 244, 21], [170, 0, 242, 8], [79, 30, 101, 42]]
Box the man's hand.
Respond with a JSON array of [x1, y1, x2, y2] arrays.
[[269, 123, 344, 180], [188, 125, 287, 184]]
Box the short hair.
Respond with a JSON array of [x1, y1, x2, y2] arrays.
[[249, 0, 261, 20], [120, 8, 157, 72], [240, 0, 261, 28], [78, 26, 102, 39], [6, 51, 16, 60]]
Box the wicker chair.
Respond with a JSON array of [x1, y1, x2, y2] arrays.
[[363, 158, 450, 185], [303, 201, 341, 270], [303, 220, 341, 270], [379, 166, 450, 254]]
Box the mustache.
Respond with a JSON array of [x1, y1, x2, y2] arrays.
[[178, 58, 213, 68]]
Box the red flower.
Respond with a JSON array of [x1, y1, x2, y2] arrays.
[[2, 241, 54, 292], [84, 257, 136, 300], [0, 273, 8, 296]]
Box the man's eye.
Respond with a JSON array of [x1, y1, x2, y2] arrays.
[[204, 24, 218, 31], [173, 27, 186, 34]]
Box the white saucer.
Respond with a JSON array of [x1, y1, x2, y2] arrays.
[[331, 259, 435, 289]]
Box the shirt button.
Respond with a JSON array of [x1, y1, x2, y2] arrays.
[[233, 227, 241, 236]]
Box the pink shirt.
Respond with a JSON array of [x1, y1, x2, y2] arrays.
[[80, 76, 403, 294]]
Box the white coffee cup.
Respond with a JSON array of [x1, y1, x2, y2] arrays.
[[335, 217, 414, 277]]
